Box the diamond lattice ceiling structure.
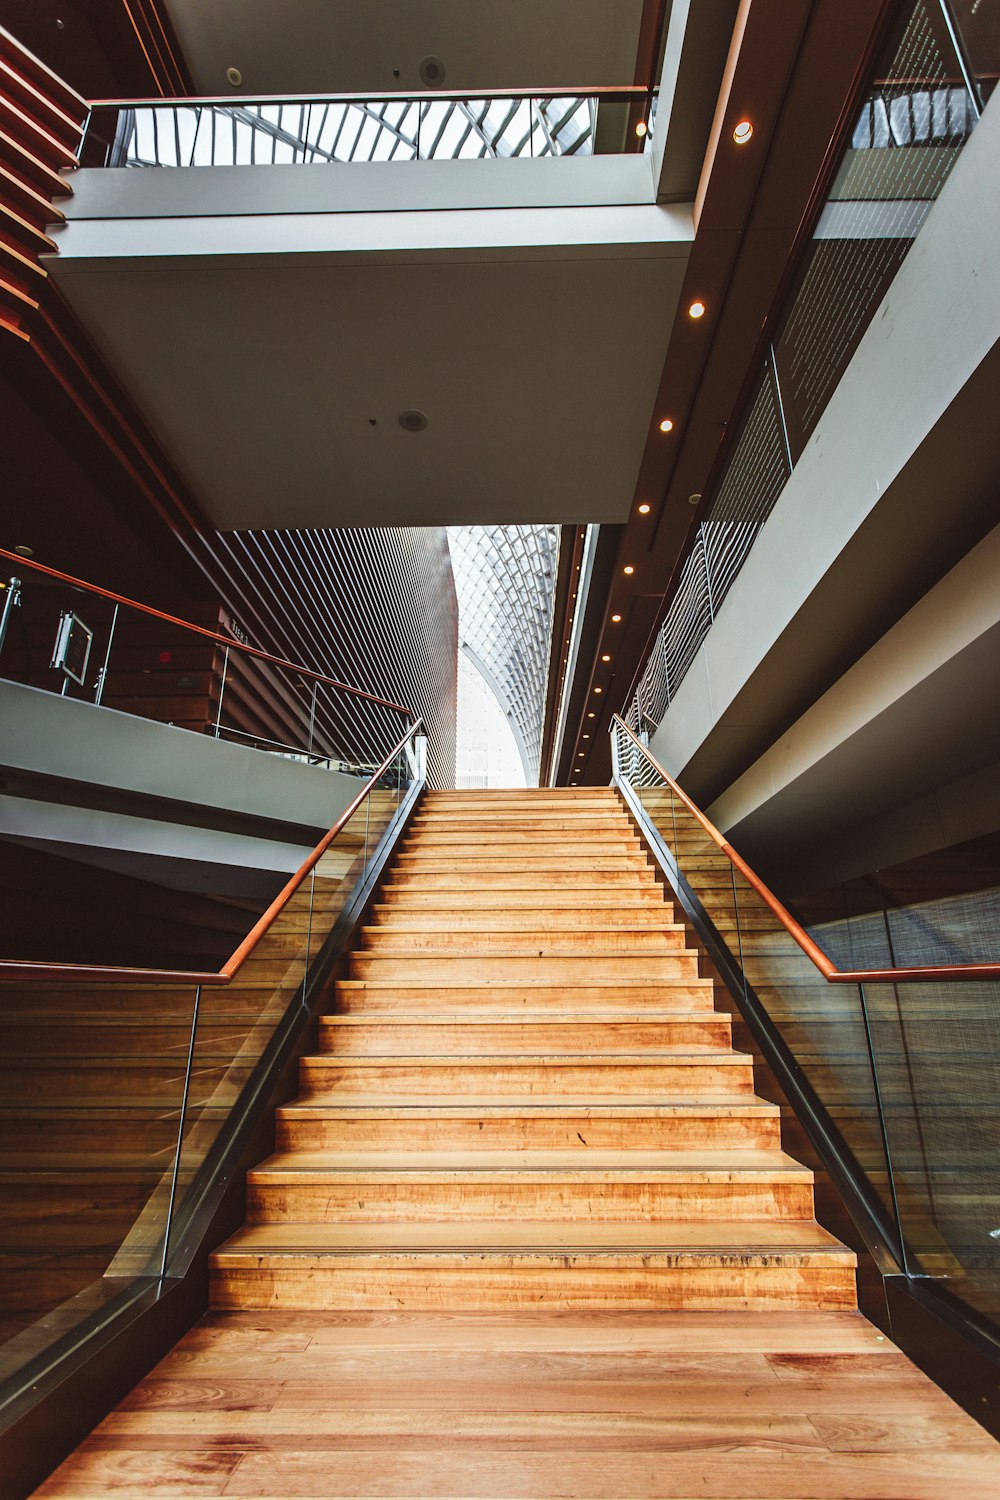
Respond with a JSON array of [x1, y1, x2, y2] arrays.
[[448, 525, 560, 785]]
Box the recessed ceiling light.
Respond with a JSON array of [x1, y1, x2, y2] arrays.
[[583, 733, 590, 739], [398, 409, 428, 431], [688, 492, 702, 506], [578, 751, 585, 757], [637, 503, 651, 515], [611, 613, 621, 623], [601, 654, 611, 662], [635, 120, 648, 139], [689, 300, 706, 319], [226, 67, 242, 87], [659, 418, 674, 433], [623, 565, 634, 576], [733, 120, 753, 144], [587, 712, 596, 719], [594, 687, 602, 694], [13, 544, 33, 557]]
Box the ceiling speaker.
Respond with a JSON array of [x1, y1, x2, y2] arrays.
[[419, 56, 446, 86]]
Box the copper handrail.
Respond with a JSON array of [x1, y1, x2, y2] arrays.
[[612, 714, 1000, 985], [0, 717, 423, 985], [0, 547, 414, 717]]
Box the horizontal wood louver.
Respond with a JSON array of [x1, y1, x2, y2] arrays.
[[0, 25, 84, 342]]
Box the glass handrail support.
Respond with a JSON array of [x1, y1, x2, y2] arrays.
[[0, 722, 425, 1420], [610, 713, 1000, 1349]]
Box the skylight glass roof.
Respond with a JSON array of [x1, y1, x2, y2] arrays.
[[119, 96, 597, 167], [448, 525, 560, 786]]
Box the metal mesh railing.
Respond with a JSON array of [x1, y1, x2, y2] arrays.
[[625, 0, 980, 737]]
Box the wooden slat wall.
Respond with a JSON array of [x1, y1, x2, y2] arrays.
[[0, 25, 84, 342]]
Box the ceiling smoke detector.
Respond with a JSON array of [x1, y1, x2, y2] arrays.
[[419, 55, 446, 86], [398, 410, 429, 432]]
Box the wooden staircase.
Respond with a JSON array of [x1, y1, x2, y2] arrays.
[[210, 788, 856, 1312]]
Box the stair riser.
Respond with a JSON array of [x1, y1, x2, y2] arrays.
[[298, 1060, 755, 1098], [377, 887, 668, 907], [334, 983, 716, 1012], [394, 856, 653, 872], [368, 907, 676, 928], [408, 820, 634, 835], [358, 930, 689, 954], [318, 1020, 732, 1055], [274, 1112, 782, 1152], [403, 834, 640, 850], [209, 1258, 857, 1313], [348, 956, 702, 983], [245, 1180, 815, 1224], [386, 870, 658, 889]]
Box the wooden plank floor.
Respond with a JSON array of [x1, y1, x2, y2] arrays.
[[36, 1308, 1000, 1497]]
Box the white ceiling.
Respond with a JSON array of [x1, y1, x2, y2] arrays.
[[50, 231, 688, 529], [163, 1, 647, 96]]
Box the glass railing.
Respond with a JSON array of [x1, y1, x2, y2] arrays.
[[0, 720, 423, 1395], [81, 89, 653, 169], [611, 714, 1000, 1336], [0, 546, 414, 773]]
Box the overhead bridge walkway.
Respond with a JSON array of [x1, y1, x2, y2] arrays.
[[21, 770, 1000, 1499]]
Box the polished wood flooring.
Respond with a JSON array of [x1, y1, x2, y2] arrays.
[[36, 1308, 1000, 1497]]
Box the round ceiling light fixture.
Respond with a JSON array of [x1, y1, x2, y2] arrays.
[[688, 300, 706, 319], [610, 614, 621, 623], [623, 565, 634, 576], [13, 544, 33, 557], [688, 491, 702, 507], [637, 503, 651, 515], [226, 67, 242, 87], [733, 119, 754, 144], [659, 418, 674, 433], [398, 409, 428, 432], [635, 119, 648, 139], [419, 55, 446, 85]]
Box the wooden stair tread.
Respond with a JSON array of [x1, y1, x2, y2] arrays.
[[320, 1011, 727, 1025], [213, 1219, 854, 1258], [249, 1148, 813, 1176], [277, 1098, 781, 1117]]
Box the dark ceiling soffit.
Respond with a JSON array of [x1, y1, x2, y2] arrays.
[[633, 0, 672, 88], [552, 523, 623, 787], [115, 0, 193, 96], [567, 0, 900, 786], [538, 523, 585, 788]]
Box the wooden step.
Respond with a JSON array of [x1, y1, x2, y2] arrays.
[[274, 1099, 783, 1152], [318, 1015, 732, 1055], [386, 868, 659, 888], [403, 830, 640, 848], [297, 1053, 756, 1099], [368, 904, 675, 927], [209, 1219, 858, 1312], [245, 1149, 815, 1224], [347, 953, 702, 984], [393, 853, 653, 872], [334, 980, 717, 1012], [357, 927, 690, 954], [377, 884, 669, 907]]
